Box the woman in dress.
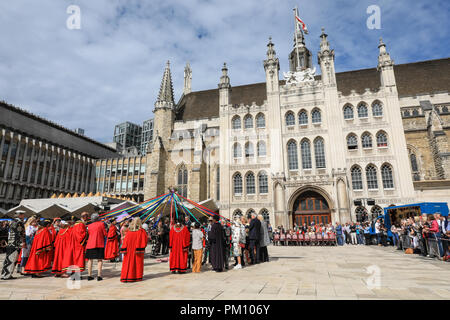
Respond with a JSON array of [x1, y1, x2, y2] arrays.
[[231, 217, 245, 269], [19, 217, 37, 275]]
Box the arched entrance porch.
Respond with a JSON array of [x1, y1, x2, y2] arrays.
[[288, 187, 334, 227]]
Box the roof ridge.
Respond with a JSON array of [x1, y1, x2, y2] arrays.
[[185, 57, 450, 94]]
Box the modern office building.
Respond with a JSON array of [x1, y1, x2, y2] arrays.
[[94, 156, 146, 203], [113, 121, 142, 151], [140, 118, 154, 155], [0, 101, 119, 210]]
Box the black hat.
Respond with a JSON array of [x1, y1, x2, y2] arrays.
[[213, 215, 220, 222]]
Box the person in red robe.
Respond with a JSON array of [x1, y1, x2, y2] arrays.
[[120, 218, 148, 283], [169, 218, 191, 274], [71, 213, 88, 273], [104, 219, 119, 262], [45, 220, 56, 268], [51, 223, 73, 277], [24, 221, 52, 278]]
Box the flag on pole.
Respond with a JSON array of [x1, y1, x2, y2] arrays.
[[295, 14, 308, 34]]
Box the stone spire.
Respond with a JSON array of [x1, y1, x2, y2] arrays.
[[377, 37, 396, 88], [319, 28, 331, 54], [218, 63, 230, 89], [318, 28, 336, 86], [377, 37, 394, 69], [183, 61, 192, 95], [155, 60, 175, 109], [266, 37, 277, 60]]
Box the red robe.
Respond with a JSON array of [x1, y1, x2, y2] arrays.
[[24, 228, 52, 274], [120, 228, 148, 282], [104, 224, 119, 260], [47, 226, 57, 263], [52, 227, 73, 274], [169, 224, 190, 273], [71, 222, 87, 272]]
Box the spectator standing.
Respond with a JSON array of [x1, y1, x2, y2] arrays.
[[335, 223, 343, 246], [191, 222, 203, 273], [257, 214, 270, 263], [248, 213, 261, 264], [231, 217, 245, 269], [350, 223, 357, 245], [1, 212, 25, 280], [208, 215, 225, 272]]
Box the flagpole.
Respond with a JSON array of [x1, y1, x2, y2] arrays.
[[293, 7, 301, 71]]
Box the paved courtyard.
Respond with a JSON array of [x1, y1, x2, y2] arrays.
[[0, 245, 449, 300]]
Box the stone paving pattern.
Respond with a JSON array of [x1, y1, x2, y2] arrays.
[[0, 245, 449, 300]]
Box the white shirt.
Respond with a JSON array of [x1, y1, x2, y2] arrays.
[[191, 229, 203, 250]]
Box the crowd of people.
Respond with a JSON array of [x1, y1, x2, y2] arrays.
[[271, 213, 450, 261], [0, 210, 272, 282], [391, 212, 449, 260]]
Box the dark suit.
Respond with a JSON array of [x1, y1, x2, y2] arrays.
[[248, 218, 261, 264]]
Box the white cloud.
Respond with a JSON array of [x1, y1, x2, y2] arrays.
[[0, 0, 448, 143]]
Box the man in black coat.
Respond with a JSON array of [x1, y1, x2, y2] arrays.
[[248, 213, 261, 264], [208, 215, 225, 272]]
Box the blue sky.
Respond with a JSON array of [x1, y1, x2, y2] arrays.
[[0, 0, 448, 143]]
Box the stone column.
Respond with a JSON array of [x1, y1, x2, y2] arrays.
[[3, 131, 14, 179], [33, 141, 43, 185], [52, 148, 61, 189], [336, 178, 350, 223], [27, 140, 36, 184], [40, 144, 49, 186], [19, 137, 29, 182], [10, 134, 22, 181], [59, 150, 67, 190]]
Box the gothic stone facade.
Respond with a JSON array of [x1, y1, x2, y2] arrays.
[[143, 29, 450, 229]]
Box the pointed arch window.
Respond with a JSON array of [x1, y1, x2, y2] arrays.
[[233, 173, 242, 195], [298, 110, 308, 125], [245, 142, 254, 158], [301, 139, 312, 169], [314, 137, 326, 168], [343, 105, 354, 119], [366, 165, 378, 190], [177, 167, 188, 197], [381, 164, 394, 189], [347, 134, 358, 150], [287, 140, 298, 170], [361, 132, 373, 148], [372, 101, 383, 117], [257, 141, 266, 157], [351, 166, 363, 190], [285, 111, 295, 126], [311, 109, 321, 123], [246, 172, 255, 194], [355, 206, 367, 222], [256, 113, 265, 128], [244, 115, 253, 129], [358, 103, 368, 118], [233, 143, 241, 158], [258, 172, 268, 194], [232, 116, 241, 129], [233, 209, 243, 220], [260, 208, 270, 224], [371, 206, 383, 220], [376, 131, 388, 147]]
